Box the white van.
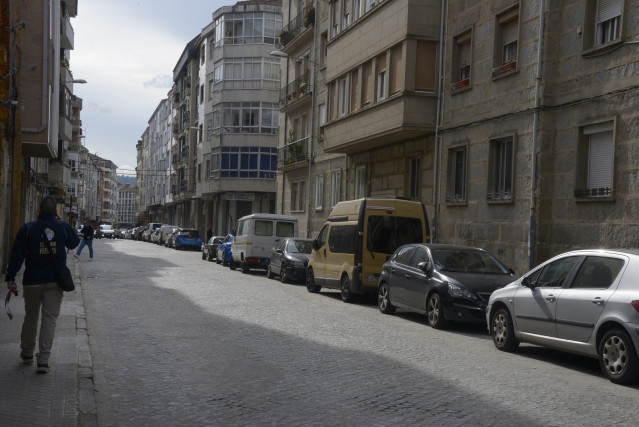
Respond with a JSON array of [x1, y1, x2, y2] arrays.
[[307, 198, 430, 302], [230, 214, 298, 273]]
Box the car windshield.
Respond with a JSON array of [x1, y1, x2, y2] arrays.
[[180, 230, 199, 238], [287, 240, 312, 254], [101, 225, 113, 230], [431, 248, 509, 274]]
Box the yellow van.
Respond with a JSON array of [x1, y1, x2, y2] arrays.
[[306, 198, 430, 302]]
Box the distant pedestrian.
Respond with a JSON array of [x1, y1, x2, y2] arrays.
[[206, 226, 213, 241], [4, 196, 80, 374], [74, 220, 94, 260]]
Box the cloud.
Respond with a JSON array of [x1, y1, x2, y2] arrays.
[[144, 75, 173, 89], [85, 102, 111, 114]]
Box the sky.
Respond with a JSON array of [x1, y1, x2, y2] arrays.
[[72, 1, 228, 177]]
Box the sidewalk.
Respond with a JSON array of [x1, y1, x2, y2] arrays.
[[0, 259, 97, 426]]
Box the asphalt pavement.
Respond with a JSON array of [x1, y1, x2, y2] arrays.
[[0, 258, 97, 427]]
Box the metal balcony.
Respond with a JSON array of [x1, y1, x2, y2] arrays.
[[279, 71, 311, 107], [278, 137, 309, 168]]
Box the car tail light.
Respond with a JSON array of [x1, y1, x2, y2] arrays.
[[632, 301, 639, 313]]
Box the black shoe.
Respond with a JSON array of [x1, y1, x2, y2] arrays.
[[36, 364, 50, 374], [20, 351, 34, 364]]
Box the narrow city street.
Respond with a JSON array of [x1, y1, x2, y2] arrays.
[[80, 239, 639, 426]]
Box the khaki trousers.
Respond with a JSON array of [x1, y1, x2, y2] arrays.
[[21, 282, 63, 365]]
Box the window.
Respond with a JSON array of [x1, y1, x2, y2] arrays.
[[389, 44, 402, 95], [452, 31, 472, 87], [494, 7, 519, 71], [350, 70, 359, 111], [571, 256, 624, 289], [595, 0, 622, 45], [376, 53, 387, 101], [365, 0, 375, 13], [331, 1, 339, 37], [353, 0, 361, 21], [447, 146, 466, 203], [318, 103, 326, 138], [343, 0, 351, 29], [489, 137, 514, 201], [254, 220, 274, 236], [338, 76, 348, 117], [218, 12, 282, 46], [331, 170, 341, 207], [210, 146, 277, 179], [415, 41, 436, 92], [355, 165, 366, 198], [361, 60, 373, 106], [576, 121, 614, 198], [315, 174, 324, 210], [329, 225, 357, 254], [212, 102, 278, 134], [276, 221, 296, 237], [291, 179, 305, 212], [320, 32, 328, 68], [527, 257, 580, 288], [367, 216, 423, 254], [409, 157, 421, 200]]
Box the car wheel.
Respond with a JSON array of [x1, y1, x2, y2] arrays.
[[599, 328, 639, 384], [202, 251, 206, 260], [306, 268, 321, 293], [377, 282, 396, 314], [229, 255, 236, 270], [216, 253, 222, 264], [340, 274, 354, 303], [280, 266, 288, 283], [207, 252, 213, 262], [426, 292, 447, 329], [267, 264, 274, 279], [241, 260, 249, 274], [491, 307, 519, 351]]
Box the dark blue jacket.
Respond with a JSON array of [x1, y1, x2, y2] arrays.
[[5, 212, 80, 285]]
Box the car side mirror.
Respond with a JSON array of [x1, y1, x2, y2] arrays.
[[522, 276, 536, 289], [312, 239, 320, 251], [417, 261, 433, 276], [276, 249, 283, 254]]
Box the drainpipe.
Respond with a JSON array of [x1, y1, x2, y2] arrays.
[[432, 0, 447, 243], [528, 0, 546, 269], [305, 0, 318, 238], [22, 0, 49, 133]]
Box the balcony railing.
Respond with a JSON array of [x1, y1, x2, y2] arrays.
[[574, 187, 612, 198], [279, 70, 311, 106], [279, 6, 314, 48], [278, 137, 309, 167]]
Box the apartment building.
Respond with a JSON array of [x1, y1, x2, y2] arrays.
[[89, 154, 118, 224], [197, 1, 283, 235], [117, 183, 136, 226], [436, 0, 639, 273], [276, 0, 346, 236], [1, 0, 81, 270], [169, 36, 201, 229]]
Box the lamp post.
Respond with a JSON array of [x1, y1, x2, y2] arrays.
[[271, 49, 319, 238]]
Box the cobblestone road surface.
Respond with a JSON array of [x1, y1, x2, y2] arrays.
[[80, 240, 639, 426]]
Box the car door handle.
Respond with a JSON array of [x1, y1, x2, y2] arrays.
[[405, 274, 411, 279], [592, 297, 604, 306], [391, 268, 396, 273], [545, 295, 556, 302]]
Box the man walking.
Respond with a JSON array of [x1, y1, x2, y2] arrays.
[[4, 196, 80, 374], [74, 220, 94, 260]]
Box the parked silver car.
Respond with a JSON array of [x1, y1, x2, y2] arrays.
[[487, 249, 639, 384]]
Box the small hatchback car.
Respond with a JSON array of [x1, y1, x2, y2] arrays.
[[487, 249, 639, 384], [378, 244, 514, 328]]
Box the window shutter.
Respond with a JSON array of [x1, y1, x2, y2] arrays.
[[597, 0, 622, 23], [415, 41, 436, 91], [503, 20, 518, 45], [390, 45, 403, 94], [587, 132, 613, 189], [362, 61, 373, 105], [376, 53, 387, 73]]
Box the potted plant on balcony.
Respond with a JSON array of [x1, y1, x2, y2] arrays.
[[279, 29, 291, 46], [304, 7, 315, 27], [298, 82, 307, 94], [499, 59, 516, 73]]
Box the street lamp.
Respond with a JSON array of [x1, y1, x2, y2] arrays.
[[61, 79, 88, 84], [271, 49, 319, 237]]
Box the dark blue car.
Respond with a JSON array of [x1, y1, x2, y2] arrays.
[[172, 228, 202, 251]]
